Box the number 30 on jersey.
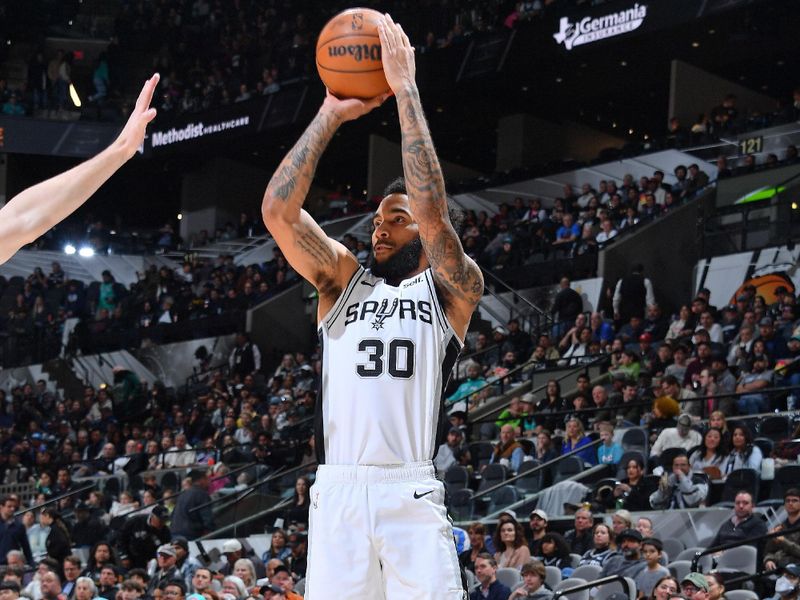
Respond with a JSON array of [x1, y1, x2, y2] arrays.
[[356, 338, 416, 379]]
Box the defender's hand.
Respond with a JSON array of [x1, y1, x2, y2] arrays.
[[116, 73, 160, 160], [377, 14, 416, 94], [321, 89, 389, 123]]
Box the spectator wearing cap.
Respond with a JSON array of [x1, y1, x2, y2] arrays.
[[470, 554, 511, 600], [527, 510, 548, 557], [649, 451, 708, 509], [172, 538, 201, 591], [650, 414, 701, 459], [147, 544, 179, 595], [285, 532, 307, 580], [170, 470, 213, 540], [269, 566, 301, 600], [259, 582, 286, 600], [772, 564, 800, 600], [70, 503, 109, 549], [509, 560, 552, 599], [434, 427, 467, 473], [600, 529, 646, 580], [118, 504, 171, 569], [637, 332, 657, 373], [765, 489, 800, 571], [0, 495, 33, 565], [735, 352, 773, 414], [635, 538, 669, 598], [460, 522, 488, 573], [680, 572, 710, 600], [709, 490, 767, 552]]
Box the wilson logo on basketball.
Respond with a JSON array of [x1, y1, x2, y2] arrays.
[[327, 44, 382, 62], [351, 14, 364, 30]]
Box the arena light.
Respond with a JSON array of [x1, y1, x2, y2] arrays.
[[69, 84, 82, 108], [64, 244, 76, 255], [78, 246, 95, 257], [177, 213, 183, 220]]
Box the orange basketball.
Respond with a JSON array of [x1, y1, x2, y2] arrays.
[[316, 8, 390, 99]]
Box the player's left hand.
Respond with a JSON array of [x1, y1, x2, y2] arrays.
[[116, 73, 160, 160], [377, 14, 416, 94]]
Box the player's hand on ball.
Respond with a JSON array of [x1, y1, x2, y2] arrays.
[[116, 73, 159, 160], [322, 89, 390, 122], [377, 14, 416, 94]]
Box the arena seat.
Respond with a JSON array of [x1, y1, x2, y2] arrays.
[[770, 464, 800, 500], [594, 576, 636, 600], [759, 415, 792, 441], [487, 484, 520, 514], [571, 564, 602, 581], [478, 464, 508, 497], [719, 469, 760, 504], [444, 465, 470, 495], [545, 565, 563, 589], [449, 489, 475, 521], [495, 568, 522, 590], [661, 537, 685, 562], [469, 441, 494, 469], [554, 456, 585, 483], [517, 460, 544, 493], [667, 560, 691, 581], [673, 547, 712, 570], [552, 577, 589, 600], [716, 545, 757, 574], [723, 590, 759, 600], [621, 427, 649, 455]]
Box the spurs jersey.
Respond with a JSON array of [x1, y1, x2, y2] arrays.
[[316, 266, 462, 465]]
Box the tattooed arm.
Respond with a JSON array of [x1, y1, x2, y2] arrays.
[[378, 15, 483, 339], [261, 91, 387, 315]]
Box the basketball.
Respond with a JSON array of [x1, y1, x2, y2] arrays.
[[316, 8, 390, 99]]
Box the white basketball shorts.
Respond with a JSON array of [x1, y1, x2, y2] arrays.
[[303, 461, 466, 600]]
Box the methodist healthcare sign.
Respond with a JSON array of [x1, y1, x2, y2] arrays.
[[553, 3, 648, 50]]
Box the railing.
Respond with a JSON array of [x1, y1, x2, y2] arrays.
[[552, 575, 635, 599], [480, 267, 552, 336], [690, 523, 800, 573], [15, 484, 97, 516]]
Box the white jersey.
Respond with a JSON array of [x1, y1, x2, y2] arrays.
[[317, 266, 462, 465]]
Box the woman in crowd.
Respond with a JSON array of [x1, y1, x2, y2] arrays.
[[649, 575, 680, 600], [535, 532, 574, 576], [509, 560, 553, 599], [283, 476, 310, 529], [706, 411, 731, 445], [689, 428, 729, 480], [562, 418, 596, 465], [537, 380, 564, 433], [41, 508, 71, 566], [705, 572, 726, 600], [109, 491, 139, 519], [459, 522, 487, 572], [666, 305, 691, 342], [74, 577, 97, 600], [534, 430, 559, 464], [232, 558, 256, 590], [611, 509, 632, 536], [724, 424, 763, 475], [579, 523, 618, 568], [261, 529, 291, 563], [221, 576, 247, 600], [613, 457, 655, 512], [494, 519, 532, 569]]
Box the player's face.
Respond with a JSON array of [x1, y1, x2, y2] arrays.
[[370, 194, 423, 269]]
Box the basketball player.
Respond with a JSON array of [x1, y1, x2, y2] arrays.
[[260, 14, 482, 600], [0, 74, 159, 265]]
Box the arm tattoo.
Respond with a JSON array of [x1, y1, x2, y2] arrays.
[[296, 229, 336, 270], [396, 86, 483, 307]]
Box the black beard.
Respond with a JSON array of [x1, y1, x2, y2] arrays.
[[368, 237, 423, 284]]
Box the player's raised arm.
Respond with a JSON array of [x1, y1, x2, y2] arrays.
[[0, 74, 160, 265], [261, 91, 388, 304], [378, 15, 483, 337]]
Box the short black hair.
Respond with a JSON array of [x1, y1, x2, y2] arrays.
[[382, 176, 465, 233]]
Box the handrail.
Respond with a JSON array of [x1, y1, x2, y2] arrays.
[[479, 266, 551, 322], [196, 497, 295, 541], [690, 523, 800, 572], [467, 354, 609, 424], [189, 465, 287, 514], [471, 438, 603, 500], [552, 574, 635, 599], [14, 483, 96, 516]]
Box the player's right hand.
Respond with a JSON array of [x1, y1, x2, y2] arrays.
[[321, 88, 390, 123], [116, 73, 159, 160]]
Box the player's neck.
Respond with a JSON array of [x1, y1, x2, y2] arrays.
[[382, 264, 427, 287]]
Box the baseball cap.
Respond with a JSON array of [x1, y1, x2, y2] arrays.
[[638, 332, 652, 343], [529, 509, 548, 521], [493, 326, 508, 335], [521, 392, 535, 404], [681, 572, 709, 591], [171, 536, 188, 551], [259, 583, 284, 594], [616, 528, 643, 543], [760, 316, 774, 326], [157, 544, 176, 557], [151, 505, 169, 521], [677, 413, 692, 427], [448, 427, 463, 437], [784, 564, 800, 577], [222, 539, 242, 553]]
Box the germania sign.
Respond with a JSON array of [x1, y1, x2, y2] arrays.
[[553, 3, 648, 50]]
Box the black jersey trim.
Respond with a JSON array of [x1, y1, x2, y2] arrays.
[[423, 270, 447, 334], [323, 267, 364, 328], [431, 334, 463, 465], [314, 331, 326, 465]]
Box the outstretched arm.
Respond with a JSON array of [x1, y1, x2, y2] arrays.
[[261, 92, 387, 310], [378, 15, 482, 338], [0, 74, 160, 265]]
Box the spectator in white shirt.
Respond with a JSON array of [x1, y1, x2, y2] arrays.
[[694, 311, 724, 345], [650, 413, 702, 458], [595, 218, 618, 245]]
